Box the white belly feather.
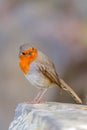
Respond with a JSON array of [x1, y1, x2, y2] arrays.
[[25, 62, 51, 89]]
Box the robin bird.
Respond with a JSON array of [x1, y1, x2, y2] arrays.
[[19, 44, 82, 104]]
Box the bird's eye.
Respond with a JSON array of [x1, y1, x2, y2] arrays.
[[22, 52, 26, 55], [29, 52, 33, 55]]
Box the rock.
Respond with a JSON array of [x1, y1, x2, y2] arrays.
[[9, 102, 87, 130]]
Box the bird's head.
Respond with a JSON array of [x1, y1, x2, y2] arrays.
[[19, 44, 38, 74]]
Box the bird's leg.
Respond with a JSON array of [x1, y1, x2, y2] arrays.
[[25, 89, 47, 104], [33, 88, 48, 103]]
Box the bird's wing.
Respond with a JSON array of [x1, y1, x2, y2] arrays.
[[36, 61, 82, 104], [35, 51, 82, 104], [36, 52, 61, 86]]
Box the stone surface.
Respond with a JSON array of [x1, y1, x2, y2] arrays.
[[9, 102, 87, 130]]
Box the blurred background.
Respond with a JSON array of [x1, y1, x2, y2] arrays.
[[0, 0, 87, 129]]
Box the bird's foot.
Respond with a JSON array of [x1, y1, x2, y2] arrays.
[[25, 99, 44, 104]]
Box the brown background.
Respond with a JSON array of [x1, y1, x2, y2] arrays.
[[0, 0, 87, 129]]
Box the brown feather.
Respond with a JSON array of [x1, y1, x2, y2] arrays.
[[59, 79, 82, 104], [35, 51, 82, 104]]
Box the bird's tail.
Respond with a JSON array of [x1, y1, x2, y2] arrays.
[[59, 78, 82, 104]]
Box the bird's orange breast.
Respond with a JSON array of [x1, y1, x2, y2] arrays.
[[19, 48, 38, 74], [19, 56, 30, 74]]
